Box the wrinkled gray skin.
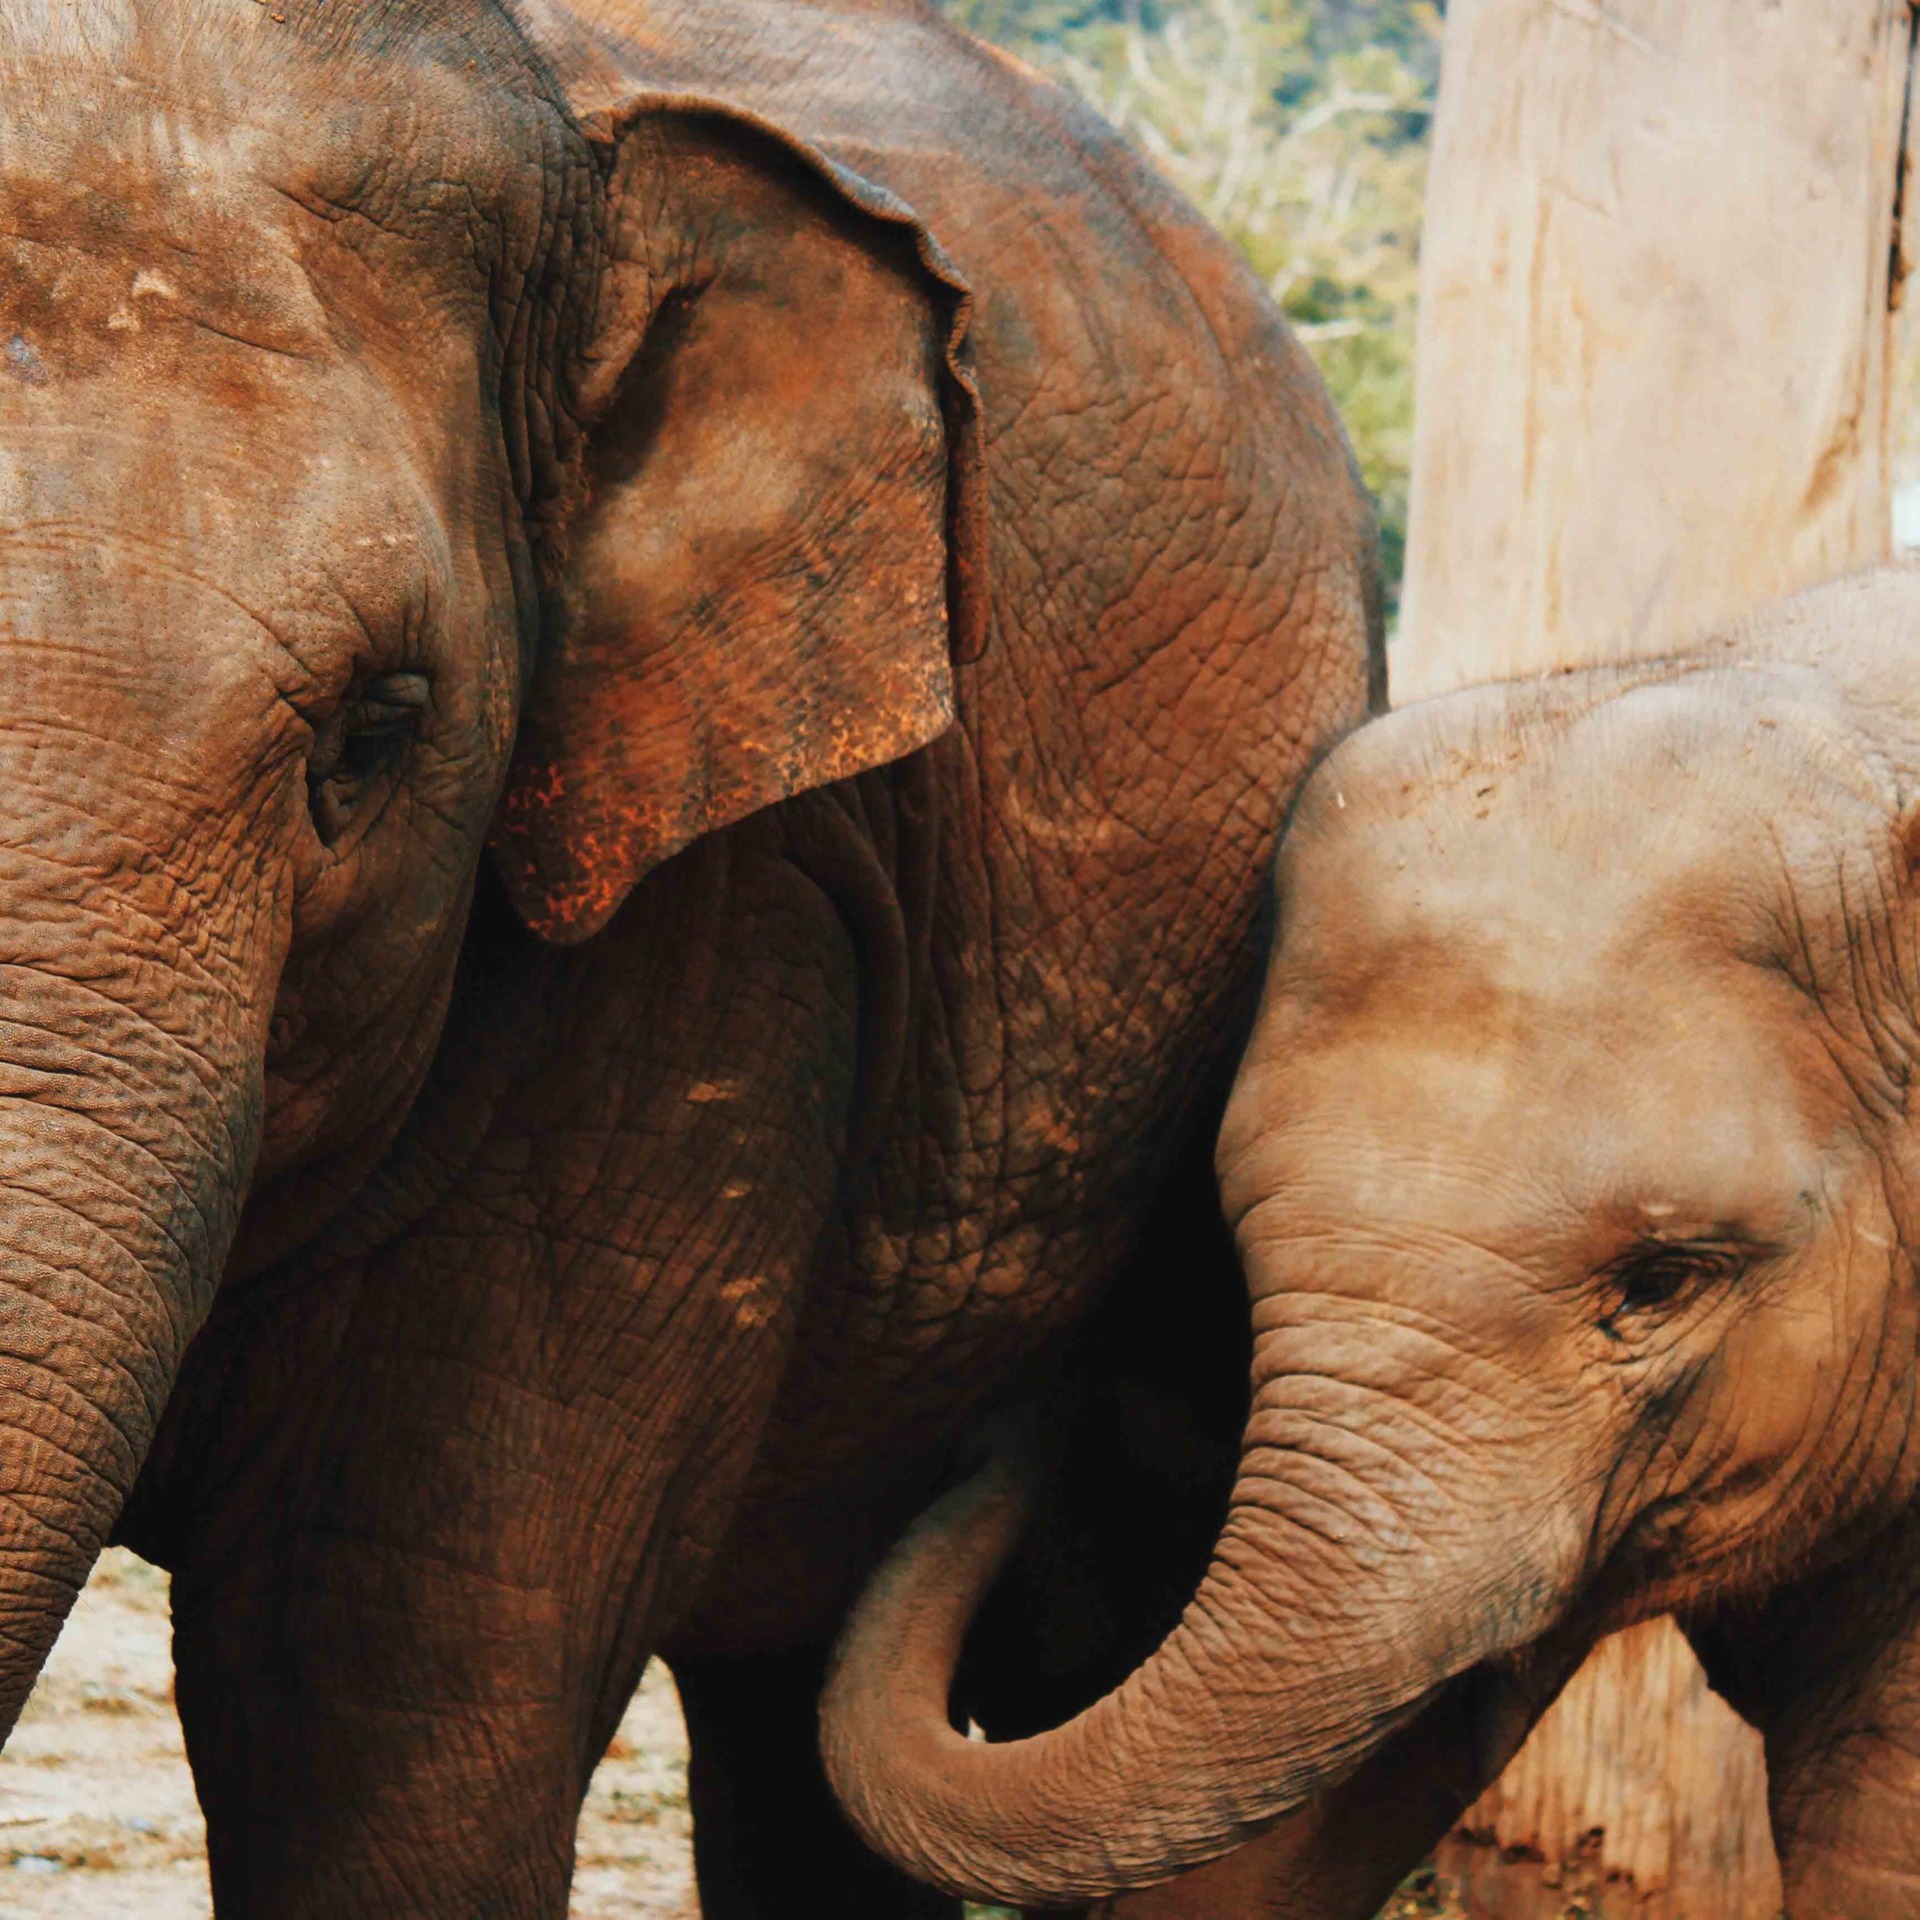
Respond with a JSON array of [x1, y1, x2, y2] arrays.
[[825, 568, 1920, 1918], [0, 0, 1378, 1914]]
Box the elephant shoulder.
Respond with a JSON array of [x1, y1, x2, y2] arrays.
[[520, 0, 1379, 715], [518, 0, 1342, 442]]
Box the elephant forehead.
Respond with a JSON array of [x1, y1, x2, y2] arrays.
[[0, 1, 554, 360], [0, 12, 523, 631], [1227, 992, 1833, 1282], [0, 105, 313, 362], [1283, 670, 1887, 982], [0, 0, 539, 93]]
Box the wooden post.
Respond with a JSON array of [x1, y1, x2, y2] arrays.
[[1395, 1, 1916, 1913], [1397, 0, 1912, 701]]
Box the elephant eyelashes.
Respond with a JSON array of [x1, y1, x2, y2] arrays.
[[306, 672, 431, 849], [1599, 1241, 1751, 1329]]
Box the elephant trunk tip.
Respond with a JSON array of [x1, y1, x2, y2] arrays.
[[821, 1454, 1283, 1908], [820, 1392, 1521, 1911], [820, 1454, 1056, 1900]]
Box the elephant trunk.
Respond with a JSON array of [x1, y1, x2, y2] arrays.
[[0, 833, 270, 1735], [821, 1296, 1583, 1907]]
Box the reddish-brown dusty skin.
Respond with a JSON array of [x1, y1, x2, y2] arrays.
[[0, 2, 1376, 1916], [826, 571, 1920, 1917], [0, 1551, 699, 1916]]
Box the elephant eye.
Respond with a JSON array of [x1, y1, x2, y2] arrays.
[[307, 672, 430, 849], [1599, 1240, 1750, 1331]]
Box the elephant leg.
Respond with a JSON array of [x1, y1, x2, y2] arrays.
[[122, 830, 869, 1915], [674, 1643, 960, 1919], [170, 1540, 589, 1917], [154, 1233, 809, 1920], [156, 1216, 825, 1920], [1688, 1510, 1920, 1917], [160, 1250, 807, 1920]]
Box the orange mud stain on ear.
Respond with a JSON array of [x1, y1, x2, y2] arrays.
[[499, 761, 569, 816]]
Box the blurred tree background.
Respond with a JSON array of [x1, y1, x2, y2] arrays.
[[941, 0, 1441, 602]]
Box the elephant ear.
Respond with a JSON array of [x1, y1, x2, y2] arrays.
[[491, 43, 987, 943]]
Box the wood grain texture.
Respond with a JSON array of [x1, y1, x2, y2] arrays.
[[1436, 1622, 1779, 1917], [1396, 1, 1916, 1911], [1396, 0, 1913, 699]]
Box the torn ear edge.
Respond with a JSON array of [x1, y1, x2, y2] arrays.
[[492, 95, 989, 944], [614, 94, 990, 668]]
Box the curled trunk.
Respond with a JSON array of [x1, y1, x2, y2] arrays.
[[821, 1318, 1583, 1908]]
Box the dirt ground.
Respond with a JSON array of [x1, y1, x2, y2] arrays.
[[0, 1550, 696, 1918], [0, 1552, 1487, 1920]]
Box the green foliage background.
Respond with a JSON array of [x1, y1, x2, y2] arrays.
[[937, 26, 1458, 1907], [940, 0, 1439, 601]]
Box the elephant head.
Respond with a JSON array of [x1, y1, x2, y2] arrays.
[[821, 570, 1920, 1906], [0, 0, 980, 1734]]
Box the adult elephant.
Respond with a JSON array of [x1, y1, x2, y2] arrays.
[[0, 0, 1377, 1912], [826, 570, 1920, 1917]]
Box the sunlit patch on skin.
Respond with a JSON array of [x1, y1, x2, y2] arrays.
[[718, 1277, 773, 1331], [3, 336, 45, 385], [106, 270, 180, 332]]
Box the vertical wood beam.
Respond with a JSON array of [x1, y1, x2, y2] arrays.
[[1397, 3, 1915, 1911]]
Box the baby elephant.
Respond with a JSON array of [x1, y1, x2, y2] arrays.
[[822, 567, 1920, 1918]]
